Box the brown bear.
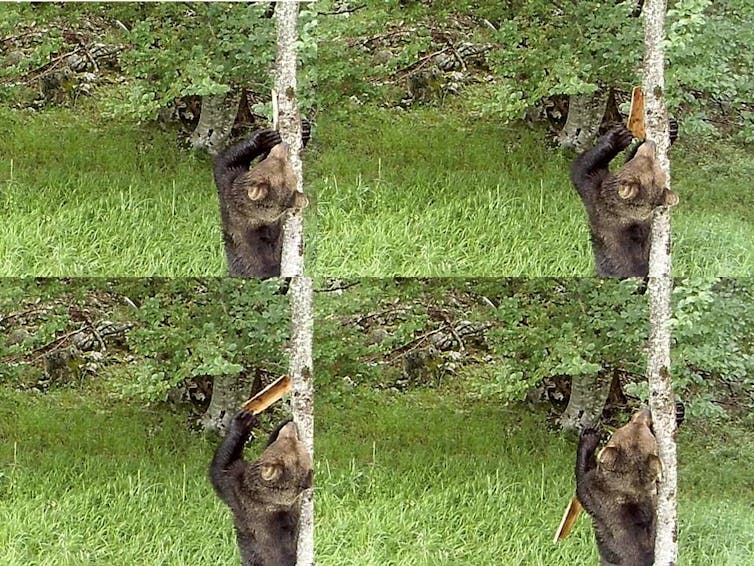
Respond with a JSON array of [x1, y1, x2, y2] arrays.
[[209, 411, 313, 566], [213, 124, 309, 278], [576, 408, 675, 566], [571, 124, 679, 278]]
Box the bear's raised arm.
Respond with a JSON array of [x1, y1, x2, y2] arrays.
[[214, 129, 282, 190], [209, 411, 257, 509], [575, 428, 600, 510], [575, 428, 599, 478], [571, 126, 634, 190]]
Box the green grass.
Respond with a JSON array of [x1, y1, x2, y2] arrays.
[[309, 106, 754, 277], [316, 387, 754, 565], [0, 108, 225, 276], [3, 385, 753, 565], [0, 389, 242, 565], [0, 108, 317, 276]]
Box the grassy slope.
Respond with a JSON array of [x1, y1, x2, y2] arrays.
[[317, 388, 754, 566], [0, 109, 227, 276], [310, 106, 754, 277], [2, 386, 753, 565], [0, 390, 240, 565]]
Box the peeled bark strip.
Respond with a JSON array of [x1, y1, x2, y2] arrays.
[[189, 92, 241, 155], [275, 3, 305, 277], [557, 91, 608, 151], [289, 276, 314, 566], [643, 1, 678, 564]]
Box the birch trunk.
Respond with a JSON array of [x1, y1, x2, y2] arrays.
[[643, 1, 678, 564], [289, 276, 314, 565], [274, 3, 306, 277]]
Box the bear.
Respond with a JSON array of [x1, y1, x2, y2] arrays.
[[213, 122, 310, 278], [575, 406, 682, 566], [209, 411, 313, 566], [571, 123, 679, 278]]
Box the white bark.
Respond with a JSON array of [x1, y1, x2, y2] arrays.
[[275, 3, 306, 277], [289, 276, 314, 566], [643, 1, 678, 564]]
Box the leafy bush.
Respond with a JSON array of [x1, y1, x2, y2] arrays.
[[316, 278, 754, 420], [0, 279, 291, 403], [115, 278, 290, 400]]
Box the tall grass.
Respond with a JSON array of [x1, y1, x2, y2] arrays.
[[0, 390, 244, 565], [0, 109, 225, 276], [309, 106, 754, 277], [316, 387, 754, 565]]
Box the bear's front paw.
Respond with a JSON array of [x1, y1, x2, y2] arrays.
[[302, 119, 312, 146], [579, 427, 602, 453], [257, 129, 283, 151], [230, 410, 257, 435], [608, 126, 634, 151], [669, 118, 679, 145]]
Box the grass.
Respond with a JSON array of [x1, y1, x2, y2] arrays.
[[2, 384, 753, 565], [309, 105, 754, 277], [2, 104, 751, 277], [316, 387, 754, 565], [0, 389, 243, 565], [0, 107, 316, 277], [0, 108, 224, 276]]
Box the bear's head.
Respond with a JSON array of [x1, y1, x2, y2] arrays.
[[234, 142, 308, 225], [596, 408, 662, 499], [245, 420, 313, 507], [611, 140, 679, 222]]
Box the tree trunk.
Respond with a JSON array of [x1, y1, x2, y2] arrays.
[[202, 371, 254, 433], [289, 276, 314, 566], [643, 1, 678, 564], [189, 92, 241, 155], [559, 370, 614, 431], [274, 3, 306, 277], [557, 91, 608, 152]]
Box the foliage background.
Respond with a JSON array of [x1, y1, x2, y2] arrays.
[[316, 278, 754, 422], [0, 278, 291, 405]]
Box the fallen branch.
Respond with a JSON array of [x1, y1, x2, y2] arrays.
[[390, 47, 450, 79], [318, 3, 367, 16]]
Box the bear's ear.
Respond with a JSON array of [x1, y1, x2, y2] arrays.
[[260, 462, 283, 482], [618, 182, 640, 200], [597, 446, 620, 470], [248, 182, 270, 202], [663, 190, 679, 207]]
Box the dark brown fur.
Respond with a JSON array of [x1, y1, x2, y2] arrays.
[[209, 412, 313, 566], [214, 127, 308, 278], [576, 409, 663, 566], [571, 126, 678, 278]]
